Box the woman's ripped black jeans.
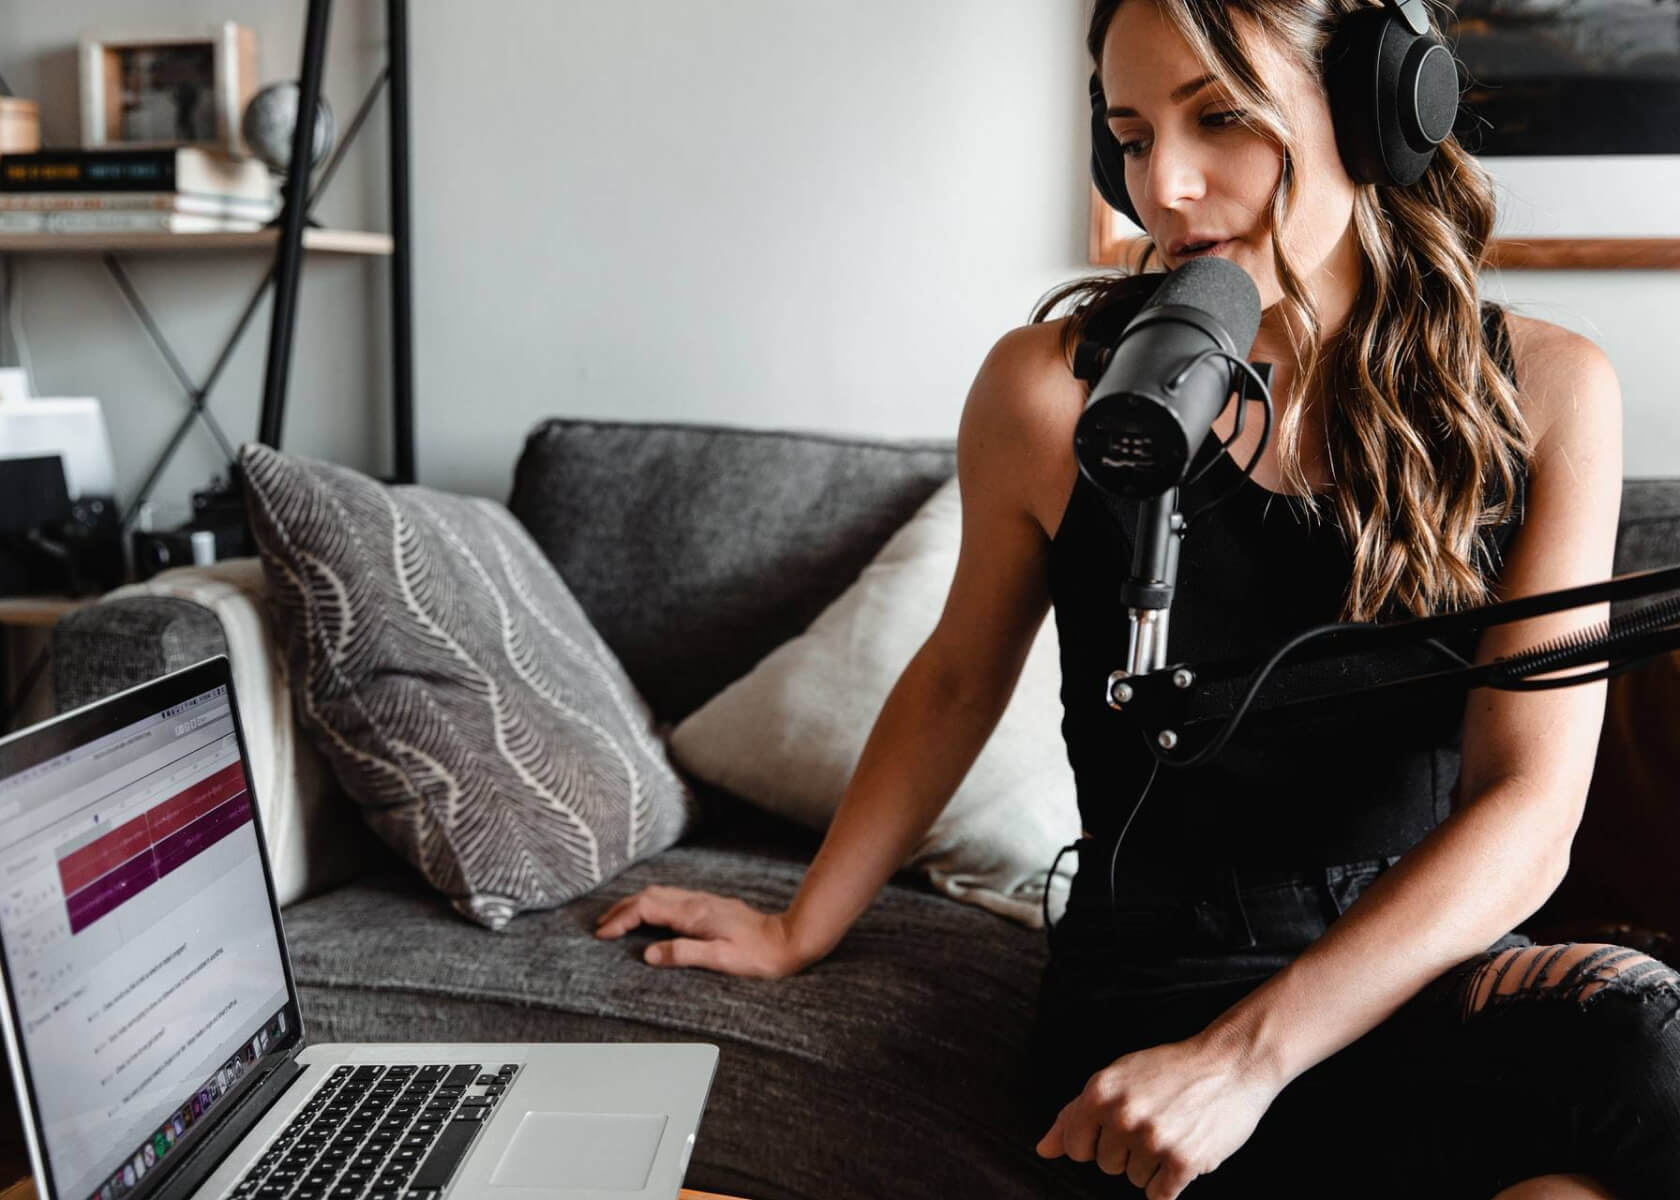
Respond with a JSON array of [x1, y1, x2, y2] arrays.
[[1030, 855, 1680, 1198]]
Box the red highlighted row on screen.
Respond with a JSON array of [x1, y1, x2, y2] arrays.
[[56, 762, 253, 934]]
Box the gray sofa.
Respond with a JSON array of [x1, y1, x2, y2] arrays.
[[47, 419, 1680, 1200]]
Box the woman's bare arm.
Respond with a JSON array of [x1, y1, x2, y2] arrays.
[[1204, 319, 1624, 1086], [595, 323, 1083, 974]]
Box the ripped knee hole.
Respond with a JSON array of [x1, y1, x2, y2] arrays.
[[1459, 943, 1680, 1017]]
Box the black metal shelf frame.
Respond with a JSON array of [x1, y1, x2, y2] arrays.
[[261, 0, 415, 484]]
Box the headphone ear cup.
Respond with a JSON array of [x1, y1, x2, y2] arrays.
[[1322, 6, 1459, 187], [1089, 72, 1141, 228]]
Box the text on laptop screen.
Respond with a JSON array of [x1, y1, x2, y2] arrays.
[[0, 683, 290, 1200]]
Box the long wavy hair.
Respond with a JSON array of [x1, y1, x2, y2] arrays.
[[1035, 0, 1531, 621]]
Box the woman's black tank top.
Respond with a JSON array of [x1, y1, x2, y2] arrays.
[[1048, 301, 1524, 870]]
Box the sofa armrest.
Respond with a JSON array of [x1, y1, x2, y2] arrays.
[[52, 594, 228, 711], [50, 561, 370, 906]]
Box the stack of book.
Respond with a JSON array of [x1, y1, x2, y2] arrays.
[[0, 146, 280, 234]]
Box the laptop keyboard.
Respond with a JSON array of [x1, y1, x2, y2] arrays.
[[228, 1061, 520, 1200]]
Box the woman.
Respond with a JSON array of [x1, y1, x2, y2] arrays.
[[596, 2, 1680, 1196]]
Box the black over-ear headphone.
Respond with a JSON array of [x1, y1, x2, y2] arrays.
[[1088, 0, 1460, 228]]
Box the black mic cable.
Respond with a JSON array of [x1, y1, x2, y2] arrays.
[[1040, 730, 1162, 945]]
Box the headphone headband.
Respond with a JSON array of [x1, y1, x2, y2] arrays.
[[1386, 0, 1430, 37]]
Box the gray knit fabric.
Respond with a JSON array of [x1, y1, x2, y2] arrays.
[[280, 814, 1080, 1200], [1617, 480, 1680, 575], [241, 444, 697, 930], [51, 596, 228, 712]]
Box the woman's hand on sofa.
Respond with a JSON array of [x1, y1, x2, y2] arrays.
[[593, 886, 812, 978]]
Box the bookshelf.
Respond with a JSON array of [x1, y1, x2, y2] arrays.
[[0, 228, 393, 255], [0, 0, 415, 537], [0, 596, 91, 627]]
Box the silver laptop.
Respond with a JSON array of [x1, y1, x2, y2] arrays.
[[0, 657, 717, 1200]]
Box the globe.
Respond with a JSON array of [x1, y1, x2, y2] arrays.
[[240, 81, 337, 175]]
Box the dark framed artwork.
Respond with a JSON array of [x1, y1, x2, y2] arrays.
[[1444, 1, 1680, 266], [1446, 1, 1680, 158]]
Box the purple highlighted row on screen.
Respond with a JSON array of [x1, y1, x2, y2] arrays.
[[64, 796, 253, 934]]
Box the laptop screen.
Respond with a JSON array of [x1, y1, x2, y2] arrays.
[[0, 661, 302, 1200]]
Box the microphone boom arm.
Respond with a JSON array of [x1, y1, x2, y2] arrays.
[[1111, 563, 1680, 766]]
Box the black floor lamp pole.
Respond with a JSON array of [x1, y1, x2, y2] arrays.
[[388, 0, 415, 484], [258, 0, 332, 451]]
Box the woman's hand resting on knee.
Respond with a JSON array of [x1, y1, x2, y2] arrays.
[[1036, 1027, 1283, 1200], [593, 886, 812, 978]]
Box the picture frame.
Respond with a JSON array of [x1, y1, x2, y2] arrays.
[[1088, 188, 1680, 273], [78, 23, 258, 158], [0, 99, 39, 156], [1445, 1, 1680, 269]]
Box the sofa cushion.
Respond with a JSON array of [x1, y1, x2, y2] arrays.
[[241, 444, 697, 930], [1531, 649, 1680, 955], [279, 813, 1083, 1200], [669, 477, 1078, 928], [507, 419, 955, 725], [1615, 480, 1680, 576]]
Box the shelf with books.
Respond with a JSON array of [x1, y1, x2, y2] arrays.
[[0, 227, 392, 254], [0, 140, 387, 254]]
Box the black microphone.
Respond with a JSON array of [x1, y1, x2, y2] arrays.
[[1071, 257, 1265, 682], [1073, 256, 1262, 499]]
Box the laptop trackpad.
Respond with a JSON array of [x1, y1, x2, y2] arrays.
[[489, 1111, 668, 1190]]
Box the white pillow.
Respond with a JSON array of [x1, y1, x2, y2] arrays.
[[669, 478, 1078, 927], [103, 559, 363, 907]]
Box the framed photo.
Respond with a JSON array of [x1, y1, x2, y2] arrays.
[[79, 23, 258, 158]]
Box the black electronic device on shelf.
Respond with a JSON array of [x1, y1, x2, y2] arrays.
[[130, 473, 254, 581], [0, 456, 123, 596]]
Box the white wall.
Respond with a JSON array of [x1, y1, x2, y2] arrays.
[[2, 0, 1676, 508]]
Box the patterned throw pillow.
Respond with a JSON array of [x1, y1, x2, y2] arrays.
[[240, 444, 696, 930]]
